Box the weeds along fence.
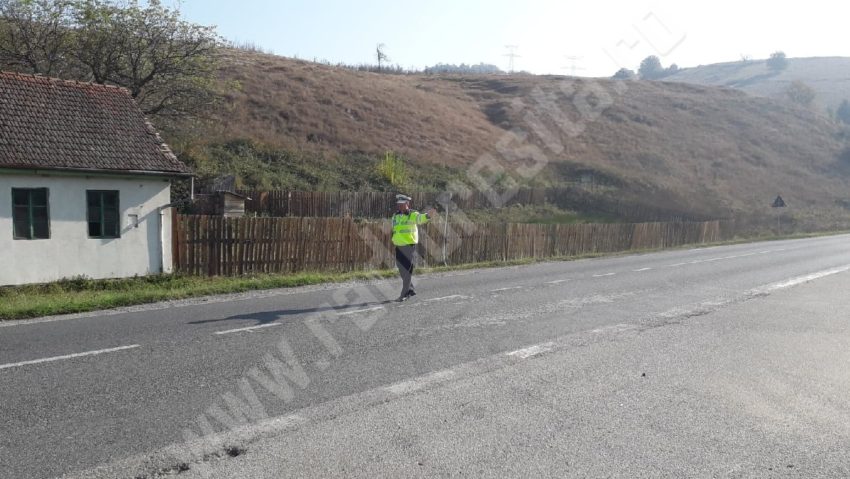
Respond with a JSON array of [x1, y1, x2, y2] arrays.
[[173, 215, 722, 276], [219, 187, 706, 223]]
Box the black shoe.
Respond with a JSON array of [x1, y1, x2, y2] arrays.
[[397, 295, 408, 302], [406, 290, 417, 298]]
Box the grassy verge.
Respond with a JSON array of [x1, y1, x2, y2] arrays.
[[1, 230, 846, 321], [0, 271, 393, 321]]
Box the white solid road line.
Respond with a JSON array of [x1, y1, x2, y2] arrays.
[[758, 265, 850, 293], [214, 323, 282, 335], [507, 342, 555, 359], [490, 286, 522, 293], [593, 273, 616, 278], [0, 344, 140, 371], [336, 306, 385, 316], [657, 266, 850, 321]]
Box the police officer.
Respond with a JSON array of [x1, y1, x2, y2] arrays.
[[392, 194, 436, 301]]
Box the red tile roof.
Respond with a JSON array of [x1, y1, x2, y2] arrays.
[[0, 71, 191, 175]]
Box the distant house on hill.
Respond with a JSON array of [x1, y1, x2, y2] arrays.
[[0, 71, 191, 286]]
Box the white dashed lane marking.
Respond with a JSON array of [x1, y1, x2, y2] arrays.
[[335, 307, 385, 317], [490, 287, 522, 293], [666, 250, 780, 268], [214, 323, 282, 335], [384, 370, 456, 395], [545, 279, 570, 284], [424, 295, 471, 303], [506, 342, 555, 359], [593, 273, 616, 278], [633, 268, 652, 272], [0, 345, 140, 371]]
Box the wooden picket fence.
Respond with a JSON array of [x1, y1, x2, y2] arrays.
[[224, 187, 706, 223], [173, 215, 723, 276]]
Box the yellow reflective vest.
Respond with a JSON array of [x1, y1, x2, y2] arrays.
[[392, 210, 429, 246]]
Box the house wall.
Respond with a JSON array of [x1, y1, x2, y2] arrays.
[[0, 172, 173, 286]]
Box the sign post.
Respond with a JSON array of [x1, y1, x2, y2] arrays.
[[771, 195, 786, 234], [437, 192, 453, 267]]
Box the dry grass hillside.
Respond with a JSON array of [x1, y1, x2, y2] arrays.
[[462, 76, 850, 219], [665, 57, 850, 112], [173, 50, 850, 227], [211, 50, 504, 165]]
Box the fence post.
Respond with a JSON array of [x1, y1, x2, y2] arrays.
[[171, 212, 180, 273]]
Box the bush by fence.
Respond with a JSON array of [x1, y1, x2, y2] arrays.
[[173, 215, 722, 276]]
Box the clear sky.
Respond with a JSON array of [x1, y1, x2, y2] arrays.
[[172, 0, 850, 77]]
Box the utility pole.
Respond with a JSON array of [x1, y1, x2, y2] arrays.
[[504, 45, 520, 74]]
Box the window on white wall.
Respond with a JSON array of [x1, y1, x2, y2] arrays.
[[87, 190, 120, 239], [12, 188, 50, 240]]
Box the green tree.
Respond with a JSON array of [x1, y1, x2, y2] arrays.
[[785, 80, 815, 107], [767, 51, 788, 72], [74, 0, 220, 117], [0, 0, 221, 118], [0, 0, 75, 76], [611, 67, 635, 80], [638, 55, 664, 80]]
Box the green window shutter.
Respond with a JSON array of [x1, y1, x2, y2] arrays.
[[12, 205, 29, 239], [87, 191, 102, 237], [12, 188, 50, 240], [87, 190, 120, 239], [31, 188, 49, 239], [103, 191, 119, 238]]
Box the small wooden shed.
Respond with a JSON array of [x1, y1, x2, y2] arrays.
[[193, 191, 250, 217]]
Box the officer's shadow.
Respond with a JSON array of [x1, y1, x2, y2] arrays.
[[187, 299, 396, 326]]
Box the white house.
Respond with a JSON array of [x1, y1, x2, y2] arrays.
[[0, 72, 191, 286]]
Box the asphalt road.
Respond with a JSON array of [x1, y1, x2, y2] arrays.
[[1, 235, 849, 478]]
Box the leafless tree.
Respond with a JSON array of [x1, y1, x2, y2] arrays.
[[375, 43, 389, 72]]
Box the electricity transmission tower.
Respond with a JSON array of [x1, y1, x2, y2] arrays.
[[562, 55, 586, 77], [504, 45, 520, 74]]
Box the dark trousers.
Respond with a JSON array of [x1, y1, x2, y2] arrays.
[[395, 245, 416, 297]]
